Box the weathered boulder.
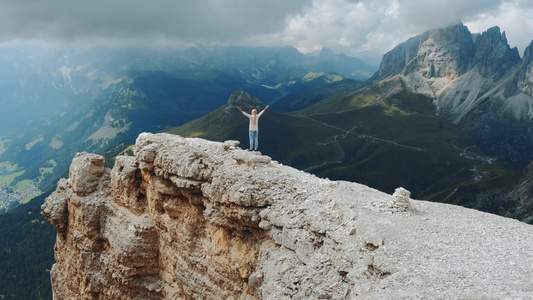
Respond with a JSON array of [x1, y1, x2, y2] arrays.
[[69, 152, 106, 196]]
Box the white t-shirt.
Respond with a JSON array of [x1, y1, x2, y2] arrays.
[[241, 110, 265, 131]]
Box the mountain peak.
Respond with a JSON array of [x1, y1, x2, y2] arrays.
[[371, 23, 528, 122], [404, 23, 474, 79], [227, 90, 263, 108], [319, 47, 336, 56], [474, 26, 519, 60], [373, 23, 489, 82], [373, 23, 475, 82], [523, 40, 533, 63]]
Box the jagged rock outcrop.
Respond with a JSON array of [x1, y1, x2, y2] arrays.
[[375, 23, 521, 83], [473, 27, 520, 78], [404, 24, 475, 80], [372, 23, 530, 122], [43, 133, 533, 299], [511, 40, 533, 100], [367, 23, 533, 168]]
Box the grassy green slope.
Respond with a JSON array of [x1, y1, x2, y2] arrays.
[[306, 106, 505, 198], [292, 76, 526, 217], [164, 81, 529, 222], [292, 75, 407, 115]]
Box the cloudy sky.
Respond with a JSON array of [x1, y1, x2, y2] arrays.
[[0, 0, 532, 63]]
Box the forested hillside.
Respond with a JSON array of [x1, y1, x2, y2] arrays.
[[0, 193, 55, 300]]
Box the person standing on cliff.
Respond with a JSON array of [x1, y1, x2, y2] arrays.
[[238, 105, 269, 151]]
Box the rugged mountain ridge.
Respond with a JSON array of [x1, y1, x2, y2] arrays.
[[372, 23, 532, 123], [42, 133, 533, 299], [281, 24, 533, 204]]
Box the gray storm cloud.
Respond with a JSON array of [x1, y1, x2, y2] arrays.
[[395, 0, 503, 30], [0, 0, 311, 44], [0, 0, 531, 61]]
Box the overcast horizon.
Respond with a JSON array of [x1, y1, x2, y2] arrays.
[[0, 0, 532, 64]]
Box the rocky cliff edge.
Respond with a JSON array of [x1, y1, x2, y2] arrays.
[[42, 133, 533, 299]]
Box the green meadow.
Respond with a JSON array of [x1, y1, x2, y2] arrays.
[[0, 170, 24, 185]]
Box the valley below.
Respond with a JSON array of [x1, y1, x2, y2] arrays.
[[3, 22, 533, 299]]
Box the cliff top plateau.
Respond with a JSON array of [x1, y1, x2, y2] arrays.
[[42, 133, 533, 299]]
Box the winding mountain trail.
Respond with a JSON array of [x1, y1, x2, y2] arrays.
[[450, 141, 495, 164], [300, 114, 422, 151], [296, 114, 422, 172]]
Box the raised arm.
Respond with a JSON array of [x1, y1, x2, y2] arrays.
[[238, 107, 251, 117], [258, 105, 269, 117]]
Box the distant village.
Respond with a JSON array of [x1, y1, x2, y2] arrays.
[[0, 183, 40, 212]]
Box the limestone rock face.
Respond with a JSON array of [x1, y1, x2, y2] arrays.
[[69, 152, 106, 196], [404, 24, 475, 80], [513, 40, 533, 99], [43, 133, 533, 299], [372, 24, 532, 123]]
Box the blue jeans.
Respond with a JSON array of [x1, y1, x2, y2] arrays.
[[249, 130, 259, 150]]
